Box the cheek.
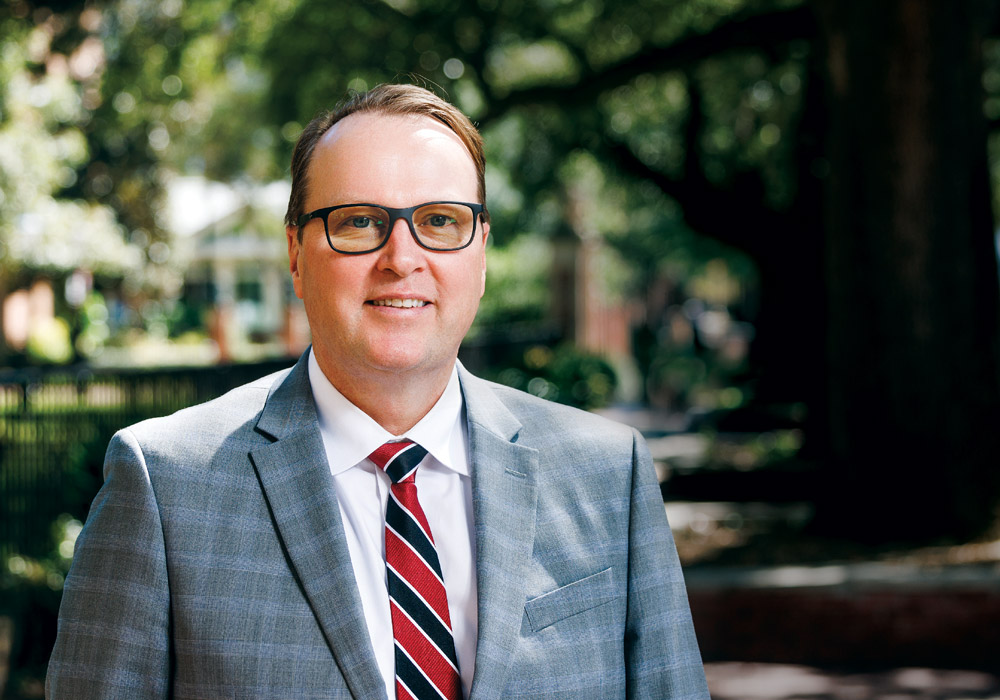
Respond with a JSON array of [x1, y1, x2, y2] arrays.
[[462, 266, 487, 312], [300, 258, 356, 317]]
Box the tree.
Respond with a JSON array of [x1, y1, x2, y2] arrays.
[[815, 0, 1000, 540]]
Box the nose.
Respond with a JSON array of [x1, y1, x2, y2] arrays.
[[375, 217, 425, 277]]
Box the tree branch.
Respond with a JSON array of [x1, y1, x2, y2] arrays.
[[479, 4, 818, 124], [599, 134, 790, 259]]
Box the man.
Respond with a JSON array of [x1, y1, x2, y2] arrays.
[[47, 84, 709, 699]]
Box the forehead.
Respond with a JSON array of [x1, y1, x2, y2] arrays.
[[308, 112, 477, 204], [332, 112, 464, 143], [315, 112, 472, 168]]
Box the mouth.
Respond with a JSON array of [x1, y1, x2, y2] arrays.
[[367, 298, 429, 308]]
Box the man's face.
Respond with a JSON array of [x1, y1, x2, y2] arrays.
[[287, 112, 489, 386]]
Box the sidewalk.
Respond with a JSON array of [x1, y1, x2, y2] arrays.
[[686, 561, 1000, 696], [684, 552, 1000, 674], [705, 662, 1000, 699]]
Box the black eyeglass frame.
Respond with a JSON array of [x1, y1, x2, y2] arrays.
[[296, 201, 485, 255]]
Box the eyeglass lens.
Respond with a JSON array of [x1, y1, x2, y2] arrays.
[[326, 203, 476, 252]]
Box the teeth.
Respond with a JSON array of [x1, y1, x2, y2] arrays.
[[371, 299, 427, 308]]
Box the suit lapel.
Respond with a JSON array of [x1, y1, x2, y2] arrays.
[[459, 368, 538, 700], [249, 353, 385, 700]]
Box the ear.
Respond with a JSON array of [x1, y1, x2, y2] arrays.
[[286, 225, 305, 300], [478, 221, 490, 298]]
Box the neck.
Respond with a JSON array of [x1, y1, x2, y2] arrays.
[[313, 352, 454, 435]]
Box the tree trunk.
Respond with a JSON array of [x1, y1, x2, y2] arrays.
[[816, 0, 1000, 541]]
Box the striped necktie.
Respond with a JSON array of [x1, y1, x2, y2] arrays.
[[369, 440, 463, 700]]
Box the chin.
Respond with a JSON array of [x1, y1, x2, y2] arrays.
[[363, 350, 431, 372], [365, 345, 457, 376]]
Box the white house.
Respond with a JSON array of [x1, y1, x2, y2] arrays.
[[164, 176, 309, 360]]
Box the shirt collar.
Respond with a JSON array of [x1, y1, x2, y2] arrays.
[[307, 348, 467, 477]]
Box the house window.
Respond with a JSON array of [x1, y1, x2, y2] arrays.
[[236, 277, 262, 303]]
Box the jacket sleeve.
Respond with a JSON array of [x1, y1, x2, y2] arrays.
[[46, 428, 171, 699], [625, 427, 710, 699]]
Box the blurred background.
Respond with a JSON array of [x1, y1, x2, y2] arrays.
[[2, 0, 1000, 697]]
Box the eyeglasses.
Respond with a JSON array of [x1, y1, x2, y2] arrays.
[[296, 201, 485, 254]]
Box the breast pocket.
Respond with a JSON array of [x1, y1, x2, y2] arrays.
[[523, 567, 616, 632]]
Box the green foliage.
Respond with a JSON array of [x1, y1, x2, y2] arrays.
[[2, 516, 80, 595], [486, 343, 618, 409], [245, 0, 809, 263], [75, 291, 112, 358], [1, 542, 66, 698], [25, 316, 72, 364], [0, 15, 140, 279], [474, 234, 551, 330], [983, 38, 1000, 218], [89, 0, 294, 233]]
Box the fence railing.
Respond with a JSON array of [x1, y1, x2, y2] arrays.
[[0, 358, 296, 561]]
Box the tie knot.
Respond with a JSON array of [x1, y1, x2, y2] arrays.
[[368, 440, 428, 484]]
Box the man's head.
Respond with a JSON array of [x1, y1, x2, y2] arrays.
[[285, 84, 490, 406], [285, 84, 488, 235]]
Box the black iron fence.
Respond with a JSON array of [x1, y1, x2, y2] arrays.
[[0, 358, 296, 561]]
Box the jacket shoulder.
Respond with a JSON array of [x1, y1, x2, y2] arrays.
[[123, 366, 292, 452], [464, 373, 637, 449]]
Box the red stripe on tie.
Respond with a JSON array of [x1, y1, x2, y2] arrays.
[[369, 441, 415, 469], [391, 600, 462, 699], [391, 481, 435, 543], [396, 681, 417, 700], [385, 529, 452, 624]]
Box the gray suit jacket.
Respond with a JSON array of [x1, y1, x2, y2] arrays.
[[47, 353, 708, 699]]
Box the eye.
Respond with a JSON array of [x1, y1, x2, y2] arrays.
[[427, 214, 456, 227], [350, 216, 382, 228]]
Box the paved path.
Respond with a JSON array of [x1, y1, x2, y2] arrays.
[[706, 663, 1000, 699]]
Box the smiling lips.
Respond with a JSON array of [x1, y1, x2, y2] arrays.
[[368, 298, 428, 308]]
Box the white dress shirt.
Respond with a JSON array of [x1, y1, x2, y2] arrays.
[[307, 350, 478, 699]]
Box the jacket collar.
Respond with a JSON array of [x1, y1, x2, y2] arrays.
[[458, 367, 539, 700]]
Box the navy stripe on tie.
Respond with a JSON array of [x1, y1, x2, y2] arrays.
[[395, 641, 449, 700], [386, 498, 443, 577], [384, 443, 427, 483], [387, 568, 459, 663]]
